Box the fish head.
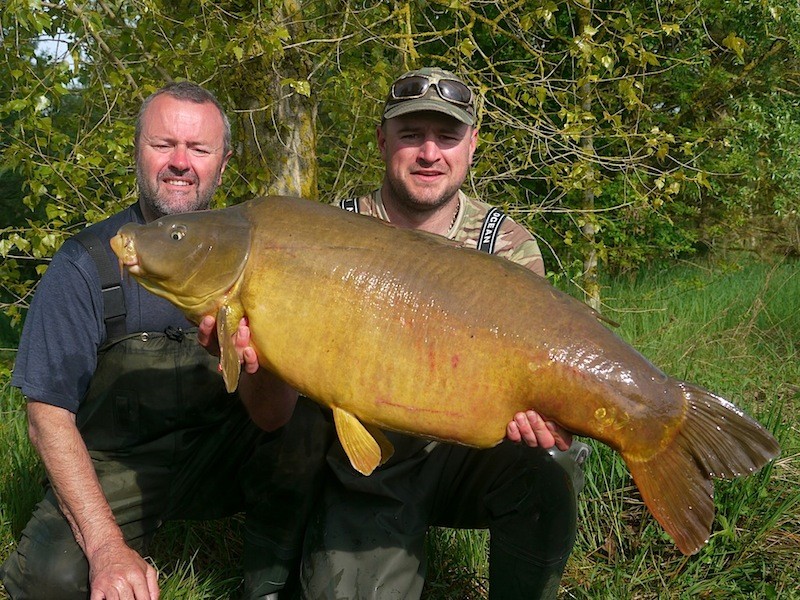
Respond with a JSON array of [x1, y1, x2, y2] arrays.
[[110, 207, 251, 321]]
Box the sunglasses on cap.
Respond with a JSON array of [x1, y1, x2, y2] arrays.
[[390, 74, 473, 108]]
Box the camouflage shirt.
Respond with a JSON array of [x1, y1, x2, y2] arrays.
[[337, 189, 545, 275]]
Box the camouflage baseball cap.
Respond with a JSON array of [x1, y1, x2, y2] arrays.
[[383, 67, 476, 126]]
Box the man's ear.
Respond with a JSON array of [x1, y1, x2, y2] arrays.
[[377, 124, 387, 161], [468, 127, 478, 164], [218, 150, 233, 184]]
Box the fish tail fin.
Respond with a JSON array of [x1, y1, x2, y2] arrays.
[[625, 382, 780, 555]]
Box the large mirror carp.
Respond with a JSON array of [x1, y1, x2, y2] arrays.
[[110, 195, 779, 556]]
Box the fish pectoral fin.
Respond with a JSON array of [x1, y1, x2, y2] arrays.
[[332, 407, 393, 476], [217, 303, 244, 393]]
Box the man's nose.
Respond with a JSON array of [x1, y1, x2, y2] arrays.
[[417, 138, 441, 163], [169, 146, 190, 172]]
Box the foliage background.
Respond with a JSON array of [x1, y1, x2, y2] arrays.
[[3, 0, 800, 321], [2, 1, 799, 598]]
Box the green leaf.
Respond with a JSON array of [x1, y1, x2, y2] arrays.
[[722, 32, 748, 61], [459, 39, 477, 58], [5, 99, 29, 112], [661, 23, 680, 36]]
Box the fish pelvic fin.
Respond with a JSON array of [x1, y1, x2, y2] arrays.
[[217, 303, 244, 393], [365, 423, 395, 467], [626, 382, 780, 556], [333, 407, 395, 476]]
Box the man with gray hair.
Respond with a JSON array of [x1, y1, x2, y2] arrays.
[[1, 81, 313, 600]]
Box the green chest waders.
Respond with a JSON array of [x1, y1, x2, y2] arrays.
[[77, 327, 235, 459]]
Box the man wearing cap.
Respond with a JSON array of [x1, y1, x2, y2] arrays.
[[296, 67, 590, 600]]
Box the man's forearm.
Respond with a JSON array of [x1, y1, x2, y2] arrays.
[[239, 369, 298, 431], [27, 402, 126, 556]]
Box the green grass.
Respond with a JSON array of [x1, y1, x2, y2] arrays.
[[2, 255, 798, 598]]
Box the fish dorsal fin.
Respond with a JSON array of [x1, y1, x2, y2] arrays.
[[217, 303, 244, 393], [333, 407, 394, 475]]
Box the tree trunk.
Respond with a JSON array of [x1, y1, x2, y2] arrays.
[[233, 1, 318, 199], [576, 0, 601, 311]]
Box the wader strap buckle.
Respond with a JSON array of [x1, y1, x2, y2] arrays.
[[165, 326, 185, 342]]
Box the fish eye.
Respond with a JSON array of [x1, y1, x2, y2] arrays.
[[170, 225, 187, 241]]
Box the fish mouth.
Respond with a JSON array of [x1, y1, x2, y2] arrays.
[[109, 233, 142, 275]]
